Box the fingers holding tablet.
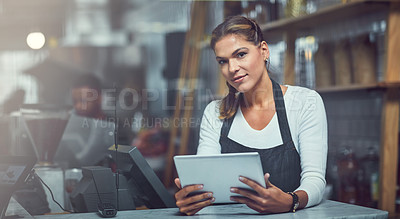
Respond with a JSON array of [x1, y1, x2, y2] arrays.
[[175, 182, 215, 215], [264, 173, 275, 188], [230, 173, 293, 213], [178, 193, 215, 216], [230, 186, 262, 203], [238, 175, 268, 195]]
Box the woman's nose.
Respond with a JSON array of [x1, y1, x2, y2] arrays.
[[228, 59, 240, 73]]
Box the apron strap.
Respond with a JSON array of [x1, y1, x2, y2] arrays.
[[221, 116, 233, 137], [271, 79, 293, 144]]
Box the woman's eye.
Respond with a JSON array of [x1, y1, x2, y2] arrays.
[[237, 52, 247, 58]]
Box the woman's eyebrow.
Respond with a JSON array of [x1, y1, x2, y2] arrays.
[[216, 47, 248, 59], [231, 47, 247, 56]]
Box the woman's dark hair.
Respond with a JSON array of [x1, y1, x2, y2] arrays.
[[210, 16, 264, 119], [73, 74, 102, 92]]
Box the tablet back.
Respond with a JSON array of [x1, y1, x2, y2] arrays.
[[174, 152, 265, 203]]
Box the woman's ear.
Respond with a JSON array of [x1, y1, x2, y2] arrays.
[[260, 41, 270, 60]]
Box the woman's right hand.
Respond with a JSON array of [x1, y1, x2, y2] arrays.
[[174, 178, 215, 215]]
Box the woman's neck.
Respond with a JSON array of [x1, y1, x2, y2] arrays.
[[242, 72, 273, 110]]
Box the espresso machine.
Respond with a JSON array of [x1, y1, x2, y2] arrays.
[[19, 105, 70, 166]]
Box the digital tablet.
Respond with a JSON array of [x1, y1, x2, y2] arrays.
[[174, 152, 265, 203]]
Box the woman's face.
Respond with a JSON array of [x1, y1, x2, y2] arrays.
[[214, 34, 269, 93]]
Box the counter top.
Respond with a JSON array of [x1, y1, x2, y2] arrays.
[[28, 200, 387, 219]]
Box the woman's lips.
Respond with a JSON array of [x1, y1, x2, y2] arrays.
[[232, 74, 247, 83]]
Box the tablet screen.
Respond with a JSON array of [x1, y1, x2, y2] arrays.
[[174, 152, 265, 203]]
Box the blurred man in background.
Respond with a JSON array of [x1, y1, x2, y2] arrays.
[[54, 74, 114, 169], [71, 74, 106, 120]]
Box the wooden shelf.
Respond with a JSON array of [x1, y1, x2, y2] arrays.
[[316, 83, 380, 93], [316, 81, 400, 93], [260, 0, 391, 42], [261, 0, 391, 32], [379, 81, 400, 88]]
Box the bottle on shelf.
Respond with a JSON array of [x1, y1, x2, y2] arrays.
[[358, 146, 379, 208], [337, 147, 359, 204]]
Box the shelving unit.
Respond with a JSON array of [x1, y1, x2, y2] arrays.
[[259, 0, 400, 215]]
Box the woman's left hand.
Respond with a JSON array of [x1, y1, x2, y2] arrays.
[[230, 173, 292, 213]]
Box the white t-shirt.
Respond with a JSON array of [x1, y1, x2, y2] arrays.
[[197, 85, 328, 208]]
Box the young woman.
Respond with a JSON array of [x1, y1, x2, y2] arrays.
[[174, 15, 327, 216]]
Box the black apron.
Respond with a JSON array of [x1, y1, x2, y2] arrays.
[[219, 79, 301, 192]]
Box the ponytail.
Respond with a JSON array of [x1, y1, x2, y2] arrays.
[[219, 82, 241, 120]]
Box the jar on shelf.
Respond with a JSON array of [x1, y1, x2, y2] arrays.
[[351, 34, 377, 85], [285, 0, 307, 18], [314, 42, 334, 88], [334, 39, 353, 86]]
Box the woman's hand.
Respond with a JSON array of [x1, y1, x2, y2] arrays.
[[174, 178, 215, 216], [229, 173, 293, 213]]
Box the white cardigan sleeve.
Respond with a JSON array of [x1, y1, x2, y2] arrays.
[[294, 90, 328, 208], [197, 101, 223, 155]]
